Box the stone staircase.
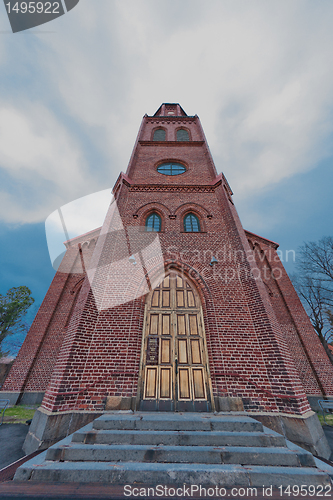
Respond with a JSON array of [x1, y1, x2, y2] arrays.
[[14, 412, 332, 487]]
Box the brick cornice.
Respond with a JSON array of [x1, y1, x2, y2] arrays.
[[129, 184, 216, 193], [138, 141, 204, 147], [146, 116, 196, 122], [124, 171, 226, 193]]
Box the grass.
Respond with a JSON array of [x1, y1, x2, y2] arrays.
[[2, 405, 37, 424], [316, 412, 333, 426], [2, 407, 333, 426]]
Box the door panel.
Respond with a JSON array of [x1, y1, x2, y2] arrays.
[[151, 290, 159, 307], [162, 315, 170, 335], [178, 339, 188, 364], [150, 315, 158, 335], [176, 276, 183, 288], [179, 369, 191, 399], [191, 339, 201, 364], [160, 368, 171, 398], [177, 315, 186, 335], [162, 290, 170, 307], [163, 276, 170, 288], [177, 290, 185, 307], [187, 291, 195, 307], [140, 271, 211, 411], [145, 367, 157, 398], [189, 315, 198, 335], [193, 368, 206, 399], [161, 339, 171, 363]]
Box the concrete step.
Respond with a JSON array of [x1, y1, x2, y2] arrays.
[[72, 428, 286, 447], [14, 461, 331, 487], [94, 412, 263, 432], [46, 442, 316, 467], [13, 413, 333, 487]]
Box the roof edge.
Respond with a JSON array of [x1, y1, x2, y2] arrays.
[[64, 226, 102, 247], [245, 230, 279, 249]]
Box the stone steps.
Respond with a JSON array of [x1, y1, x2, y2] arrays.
[[14, 412, 333, 487], [93, 413, 262, 432], [72, 428, 286, 447], [15, 461, 331, 487], [46, 442, 316, 467]]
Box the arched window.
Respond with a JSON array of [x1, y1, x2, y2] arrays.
[[176, 129, 190, 141], [184, 213, 200, 232], [153, 129, 166, 141], [145, 212, 162, 232]]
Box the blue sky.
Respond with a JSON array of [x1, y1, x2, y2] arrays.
[[0, 1, 333, 350]]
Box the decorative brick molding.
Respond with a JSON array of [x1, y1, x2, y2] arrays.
[[129, 185, 216, 193]]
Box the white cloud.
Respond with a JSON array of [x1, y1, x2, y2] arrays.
[[1, 0, 333, 225], [0, 103, 100, 223], [45, 188, 112, 265]]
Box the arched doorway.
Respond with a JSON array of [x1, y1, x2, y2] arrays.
[[138, 271, 213, 411]]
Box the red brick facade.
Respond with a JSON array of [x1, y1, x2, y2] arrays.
[[3, 103, 333, 415]]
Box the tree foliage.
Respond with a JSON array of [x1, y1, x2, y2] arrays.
[[292, 236, 333, 358], [0, 286, 35, 358]]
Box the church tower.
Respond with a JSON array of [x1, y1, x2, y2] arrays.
[[2, 104, 333, 454]]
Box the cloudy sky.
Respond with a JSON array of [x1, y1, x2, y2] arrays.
[[1, 0, 333, 348]]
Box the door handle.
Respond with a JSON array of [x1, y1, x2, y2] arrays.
[[175, 358, 178, 374]]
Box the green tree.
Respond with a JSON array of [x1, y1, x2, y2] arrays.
[[0, 286, 34, 358]]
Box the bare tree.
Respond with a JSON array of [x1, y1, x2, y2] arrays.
[[292, 236, 333, 362], [293, 275, 333, 339], [298, 237, 333, 285]]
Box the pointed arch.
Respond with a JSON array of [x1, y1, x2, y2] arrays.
[[184, 213, 201, 232], [138, 267, 214, 411], [175, 203, 208, 233], [134, 203, 169, 232], [145, 212, 162, 232]]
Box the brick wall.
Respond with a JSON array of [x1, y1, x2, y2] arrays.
[[1, 231, 99, 395], [3, 104, 329, 415], [247, 234, 333, 397]]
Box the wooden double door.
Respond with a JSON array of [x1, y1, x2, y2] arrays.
[[139, 272, 212, 411]]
